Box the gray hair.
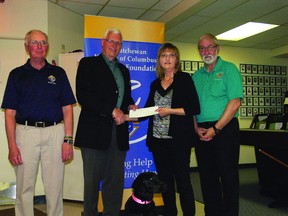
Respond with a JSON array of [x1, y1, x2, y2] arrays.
[[24, 30, 48, 45], [198, 33, 219, 49], [103, 28, 122, 40]]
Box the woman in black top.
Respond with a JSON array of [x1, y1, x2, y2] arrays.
[[145, 43, 200, 216]]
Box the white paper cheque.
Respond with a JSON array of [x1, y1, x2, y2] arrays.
[[129, 106, 159, 118]]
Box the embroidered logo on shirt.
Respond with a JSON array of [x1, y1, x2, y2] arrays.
[[215, 72, 223, 80], [48, 75, 56, 84]]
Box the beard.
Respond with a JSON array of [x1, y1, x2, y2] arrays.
[[202, 51, 218, 65]]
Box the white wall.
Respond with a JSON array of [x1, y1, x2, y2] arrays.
[[47, 2, 84, 63], [0, 39, 27, 184], [0, 0, 48, 39], [59, 52, 84, 200]]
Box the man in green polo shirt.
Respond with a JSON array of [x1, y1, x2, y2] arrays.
[[192, 33, 243, 216]]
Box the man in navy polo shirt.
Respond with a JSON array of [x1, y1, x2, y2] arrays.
[[1, 29, 76, 216]]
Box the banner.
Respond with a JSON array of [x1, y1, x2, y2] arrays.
[[84, 15, 165, 188]]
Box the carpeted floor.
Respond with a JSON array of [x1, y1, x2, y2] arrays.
[[0, 208, 46, 216], [190, 167, 288, 216]]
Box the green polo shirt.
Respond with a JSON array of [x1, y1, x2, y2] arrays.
[[192, 57, 243, 123], [102, 54, 124, 108]]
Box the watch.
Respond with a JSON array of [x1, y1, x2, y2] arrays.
[[64, 138, 74, 145], [212, 125, 221, 135]]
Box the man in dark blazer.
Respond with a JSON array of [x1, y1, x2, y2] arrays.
[[75, 28, 137, 216]]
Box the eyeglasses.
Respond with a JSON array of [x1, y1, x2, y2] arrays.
[[199, 46, 217, 53], [160, 53, 176, 58], [30, 40, 48, 46], [105, 39, 122, 46]]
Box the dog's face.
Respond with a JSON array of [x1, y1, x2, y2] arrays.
[[132, 172, 167, 201]]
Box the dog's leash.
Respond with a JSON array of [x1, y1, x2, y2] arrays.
[[132, 194, 151, 205]]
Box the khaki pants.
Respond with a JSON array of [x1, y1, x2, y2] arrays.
[[15, 123, 64, 216]]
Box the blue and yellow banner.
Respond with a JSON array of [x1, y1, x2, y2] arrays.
[[84, 15, 165, 189]]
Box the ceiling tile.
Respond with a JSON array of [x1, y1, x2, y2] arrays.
[[108, 0, 159, 9], [196, 0, 248, 18], [165, 15, 210, 36], [48, 0, 288, 53], [255, 6, 288, 25], [99, 6, 145, 20], [239, 26, 288, 46], [139, 10, 166, 21], [152, 0, 183, 11], [59, 0, 108, 3], [58, 1, 103, 15]]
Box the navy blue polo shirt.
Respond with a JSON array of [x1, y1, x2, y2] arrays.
[[1, 59, 76, 122]]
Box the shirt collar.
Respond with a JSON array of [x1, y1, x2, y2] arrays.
[[24, 59, 51, 70], [203, 56, 223, 73], [102, 53, 119, 66]]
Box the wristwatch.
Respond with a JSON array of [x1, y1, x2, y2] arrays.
[[212, 125, 221, 135]]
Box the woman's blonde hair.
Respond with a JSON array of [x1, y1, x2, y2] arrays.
[[156, 43, 181, 79]]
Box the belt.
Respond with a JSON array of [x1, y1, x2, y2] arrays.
[[198, 120, 218, 127], [17, 120, 61, 128], [198, 117, 237, 127]]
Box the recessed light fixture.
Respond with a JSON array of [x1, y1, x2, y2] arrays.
[[216, 22, 279, 41]]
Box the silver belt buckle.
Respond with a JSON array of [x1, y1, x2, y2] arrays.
[[35, 122, 45, 127]]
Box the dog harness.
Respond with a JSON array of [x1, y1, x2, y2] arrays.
[[132, 194, 151, 204]]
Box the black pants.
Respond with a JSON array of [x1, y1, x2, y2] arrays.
[[152, 138, 195, 216], [196, 118, 240, 216], [81, 125, 126, 216]]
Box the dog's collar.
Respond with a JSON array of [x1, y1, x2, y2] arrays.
[[132, 194, 151, 205]]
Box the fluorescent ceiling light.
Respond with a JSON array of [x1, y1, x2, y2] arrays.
[[216, 22, 279, 41]]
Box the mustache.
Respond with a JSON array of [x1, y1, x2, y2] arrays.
[[203, 54, 214, 58]]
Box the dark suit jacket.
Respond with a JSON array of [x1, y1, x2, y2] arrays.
[[74, 54, 134, 151]]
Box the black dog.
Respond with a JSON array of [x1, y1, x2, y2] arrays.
[[124, 172, 167, 216]]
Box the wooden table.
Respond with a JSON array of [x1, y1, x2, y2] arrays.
[[240, 129, 288, 208]]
